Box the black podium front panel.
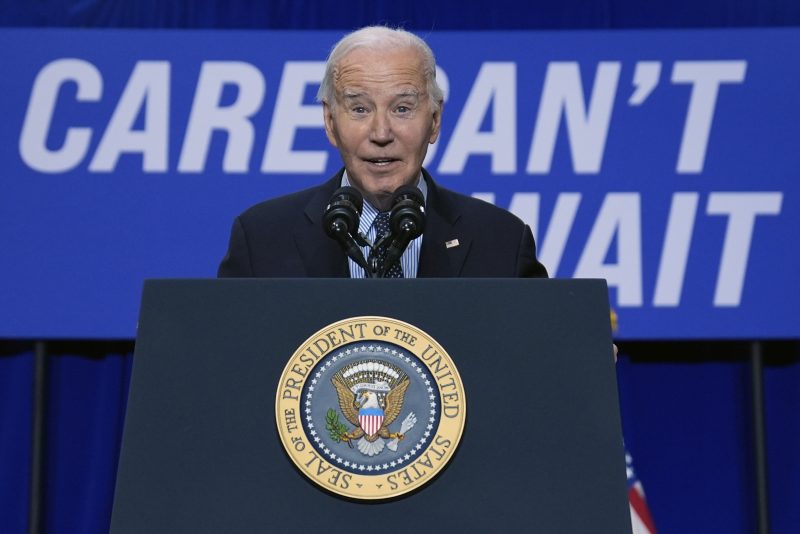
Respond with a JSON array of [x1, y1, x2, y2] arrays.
[[111, 279, 631, 533]]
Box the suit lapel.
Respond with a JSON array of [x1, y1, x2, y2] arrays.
[[418, 171, 471, 277], [295, 172, 349, 277]]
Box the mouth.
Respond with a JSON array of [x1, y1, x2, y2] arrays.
[[363, 157, 400, 167]]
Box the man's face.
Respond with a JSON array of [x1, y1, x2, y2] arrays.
[[323, 46, 442, 211]]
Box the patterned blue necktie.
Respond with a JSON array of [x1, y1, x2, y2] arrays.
[[369, 212, 404, 278]]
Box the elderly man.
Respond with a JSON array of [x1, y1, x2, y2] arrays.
[[218, 26, 547, 278]]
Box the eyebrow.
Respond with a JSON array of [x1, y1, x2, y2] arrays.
[[341, 90, 421, 100]]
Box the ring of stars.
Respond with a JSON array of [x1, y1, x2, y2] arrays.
[[302, 343, 439, 474]]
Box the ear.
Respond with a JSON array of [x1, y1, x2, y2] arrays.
[[429, 101, 443, 144], [323, 101, 338, 148]]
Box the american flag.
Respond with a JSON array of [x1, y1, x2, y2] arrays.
[[626, 448, 657, 533]]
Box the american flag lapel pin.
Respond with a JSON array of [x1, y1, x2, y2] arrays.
[[445, 239, 460, 249]]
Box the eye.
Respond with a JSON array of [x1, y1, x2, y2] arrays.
[[396, 105, 410, 113], [352, 106, 368, 114]]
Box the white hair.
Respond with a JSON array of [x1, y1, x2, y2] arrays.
[[316, 26, 444, 112]]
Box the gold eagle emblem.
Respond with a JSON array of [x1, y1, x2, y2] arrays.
[[329, 360, 413, 456]]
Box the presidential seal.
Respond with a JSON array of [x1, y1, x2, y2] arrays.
[[275, 316, 466, 500]]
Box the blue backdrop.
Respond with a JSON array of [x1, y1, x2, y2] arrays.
[[1, 28, 797, 339]]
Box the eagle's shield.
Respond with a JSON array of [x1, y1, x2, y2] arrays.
[[358, 407, 384, 437]]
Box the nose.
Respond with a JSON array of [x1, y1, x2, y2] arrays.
[[369, 112, 394, 146]]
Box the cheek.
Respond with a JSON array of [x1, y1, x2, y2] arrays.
[[409, 121, 435, 148], [337, 126, 368, 152]]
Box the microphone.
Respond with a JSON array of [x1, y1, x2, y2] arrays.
[[379, 185, 426, 277], [323, 187, 372, 275]]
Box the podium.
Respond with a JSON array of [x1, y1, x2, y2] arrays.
[[111, 279, 631, 533]]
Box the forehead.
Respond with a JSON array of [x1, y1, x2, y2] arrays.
[[333, 46, 426, 96]]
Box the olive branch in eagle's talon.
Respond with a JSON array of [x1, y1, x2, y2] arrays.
[[325, 408, 353, 448]]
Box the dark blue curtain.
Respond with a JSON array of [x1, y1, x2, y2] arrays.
[[617, 344, 756, 532], [0, 343, 132, 534], [764, 346, 800, 533], [42, 345, 133, 534], [2, 0, 800, 29], [0, 346, 33, 534], [617, 341, 800, 533]]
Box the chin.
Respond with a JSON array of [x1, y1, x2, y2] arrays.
[[369, 190, 395, 211], [363, 177, 403, 194]]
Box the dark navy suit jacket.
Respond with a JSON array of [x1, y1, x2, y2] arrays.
[[218, 169, 547, 278]]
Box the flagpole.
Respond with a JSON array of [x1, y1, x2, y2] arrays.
[[750, 340, 770, 534], [28, 340, 47, 534]]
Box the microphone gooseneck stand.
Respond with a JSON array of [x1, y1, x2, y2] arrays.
[[323, 186, 372, 275], [323, 185, 426, 278], [377, 185, 426, 278]]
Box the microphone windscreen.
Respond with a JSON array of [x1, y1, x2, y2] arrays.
[[391, 185, 424, 207], [389, 185, 425, 238], [323, 186, 364, 237], [333, 186, 364, 212]]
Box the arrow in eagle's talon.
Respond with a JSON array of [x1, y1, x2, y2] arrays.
[[387, 412, 417, 451]]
